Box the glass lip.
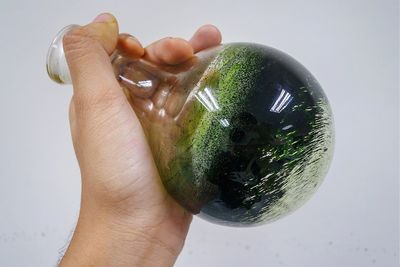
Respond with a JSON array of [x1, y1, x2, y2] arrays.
[[46, 24, 80, 84]]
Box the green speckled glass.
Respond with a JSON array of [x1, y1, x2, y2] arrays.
[[47, 26, 334, 226]]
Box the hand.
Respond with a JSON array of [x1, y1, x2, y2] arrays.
[[59, 13, 221, 267]]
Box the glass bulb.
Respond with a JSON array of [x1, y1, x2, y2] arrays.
[[47, 25, 334, 226]]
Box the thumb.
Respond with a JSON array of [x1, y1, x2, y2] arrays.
[[63, 13, 121, 100]]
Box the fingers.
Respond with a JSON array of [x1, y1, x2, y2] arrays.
[[63, 13, 122, 101], [189, 24, 222, 53], [117, 34, 145, 59], [144, 37, 194, 65], [142, 25, 221, 66]]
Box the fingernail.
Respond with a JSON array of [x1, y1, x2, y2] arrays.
[[93, 13, 114, 23]]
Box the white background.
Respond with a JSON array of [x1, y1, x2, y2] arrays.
[[0, 0, 398, 266]]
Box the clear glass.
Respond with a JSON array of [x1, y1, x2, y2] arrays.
[[47, 25, 334, 226]]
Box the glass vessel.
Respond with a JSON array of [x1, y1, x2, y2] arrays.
[[47, 25, 334, 226]]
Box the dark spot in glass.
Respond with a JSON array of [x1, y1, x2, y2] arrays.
[[269, 160, 285, 173], [238, 112, 258, 125], [230, 128, 245, 143], [219, 179, 246, 209], [250, 160, 261, 176]]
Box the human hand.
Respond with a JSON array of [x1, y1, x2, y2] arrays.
[[59, 13, 221, 267]]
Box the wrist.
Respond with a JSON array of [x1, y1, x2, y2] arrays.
[[60, 199, 190, 267]]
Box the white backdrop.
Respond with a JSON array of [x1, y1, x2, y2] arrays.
[[0, 0, 398, 266]]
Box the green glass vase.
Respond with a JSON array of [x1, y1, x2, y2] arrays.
[[47, 25, 334, 226]]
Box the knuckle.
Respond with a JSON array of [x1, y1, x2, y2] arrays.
[[63, 27, 99, 60], [63, 27, 89, 49]]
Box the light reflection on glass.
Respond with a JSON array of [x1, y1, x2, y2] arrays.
[[195, 87, 221, 112], [119, 75, 153, 88], [204, 87, 221, 110], [137, 80, 153, 88], [270, 88, 293, 113], [282, 124, 293, 130], [196, 87, 230, 127], [219, 119, 230, 127]]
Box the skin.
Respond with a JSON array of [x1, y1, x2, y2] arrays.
[[60, 13, 221, 267]]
